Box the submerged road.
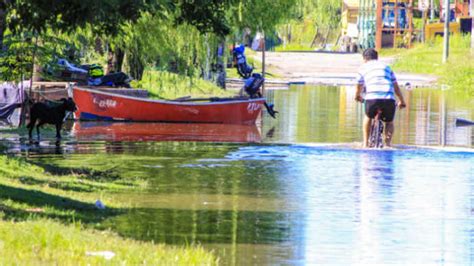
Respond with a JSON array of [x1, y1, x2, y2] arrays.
[[252, 51, 437, 87]]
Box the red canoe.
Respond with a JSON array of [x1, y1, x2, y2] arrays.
[[72, 86, 264, 124], [72, 122, 262, 143]]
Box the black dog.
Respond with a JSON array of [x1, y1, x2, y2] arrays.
[[27, 98, 77, 140]]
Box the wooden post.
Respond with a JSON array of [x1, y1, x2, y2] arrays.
[[261, 31, 266, 94], [442, 0, 450, 63], [375, 0, 383, 50]]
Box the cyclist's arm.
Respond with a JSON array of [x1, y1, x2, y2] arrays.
[[393, 82, 406, 108], [355, 83, 364, 102]]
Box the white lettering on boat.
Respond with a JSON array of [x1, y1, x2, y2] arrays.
[[247, 102, 261, 113], [183, 108, 199, 115], [93, 97, 117, 109]]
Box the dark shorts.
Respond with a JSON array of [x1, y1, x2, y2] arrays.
[[365, 99, 396, 122]]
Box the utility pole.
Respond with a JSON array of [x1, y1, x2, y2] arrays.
[[375, 0, 383, 50], [430, 0, 435, 20], [442, 0, 450, 63]]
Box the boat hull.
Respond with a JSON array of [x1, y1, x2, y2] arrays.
[[72, 87, 264, 124]]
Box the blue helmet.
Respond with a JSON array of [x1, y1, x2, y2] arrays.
[[234, 44, 245, 54]]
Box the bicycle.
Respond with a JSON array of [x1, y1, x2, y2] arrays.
[[368, 108, 384, 148]]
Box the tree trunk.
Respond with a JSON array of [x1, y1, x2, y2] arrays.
[[132, 61, 144, 81], [106, 43, 114, 74], [471, 0, 474, 53], [114, 48, 124, 72], [287, 23, 292, 43], [261, 31, 266, 94], [107, 47, 125, 74], [32, 64, 42, 81], [204, 34, 211, 80], [216, 40, 226, 89], [94, 37, 104, 55], [127, 52, 144, 81], [322, 28, 331, 48], [310, 27, 320, 48], [0, 1, 8, 51]]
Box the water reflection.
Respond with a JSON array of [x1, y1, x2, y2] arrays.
[[355, 151, 397, 264], [104, 208, 299, 244], [72, 122, 262, 143]]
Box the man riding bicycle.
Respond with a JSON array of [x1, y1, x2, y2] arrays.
[[355, 48, 407, 148]]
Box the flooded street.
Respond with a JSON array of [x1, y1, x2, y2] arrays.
[[263, 85, 473, 147], [2, 86, 473, 265]]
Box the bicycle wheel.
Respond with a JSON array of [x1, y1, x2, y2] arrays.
[[369, 119, 384, 148], [368, 121, 377, 148], [374, 120, 384, 148]]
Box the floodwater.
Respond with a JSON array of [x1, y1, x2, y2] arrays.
[[2, 85, 474, 265]]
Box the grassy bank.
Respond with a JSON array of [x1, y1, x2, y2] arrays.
[[132, 70, 235, 99], [0, 220, 217, 265], [0, 155, 218, 265], [382, 35, 474, 93]]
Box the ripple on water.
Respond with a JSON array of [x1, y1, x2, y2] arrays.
[[179, 163, 230, 168]]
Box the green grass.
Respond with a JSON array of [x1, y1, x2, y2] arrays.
[[382, 35, 474, 93], [0, 219, 217, 265], [0, 155, 218, 265], [225, 67, 243, 79], [132, 70, 235, 99], [0, 154, 144, 224]]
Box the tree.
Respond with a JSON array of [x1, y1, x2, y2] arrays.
[[0, 0, 172, 81], [175, 0, 234, 36], [116, 11, 221, 80], [0, 0, 300, 83], [110, 0, 239, 80], [5, 0, 170, 35], [228, 0, 297, 33]]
